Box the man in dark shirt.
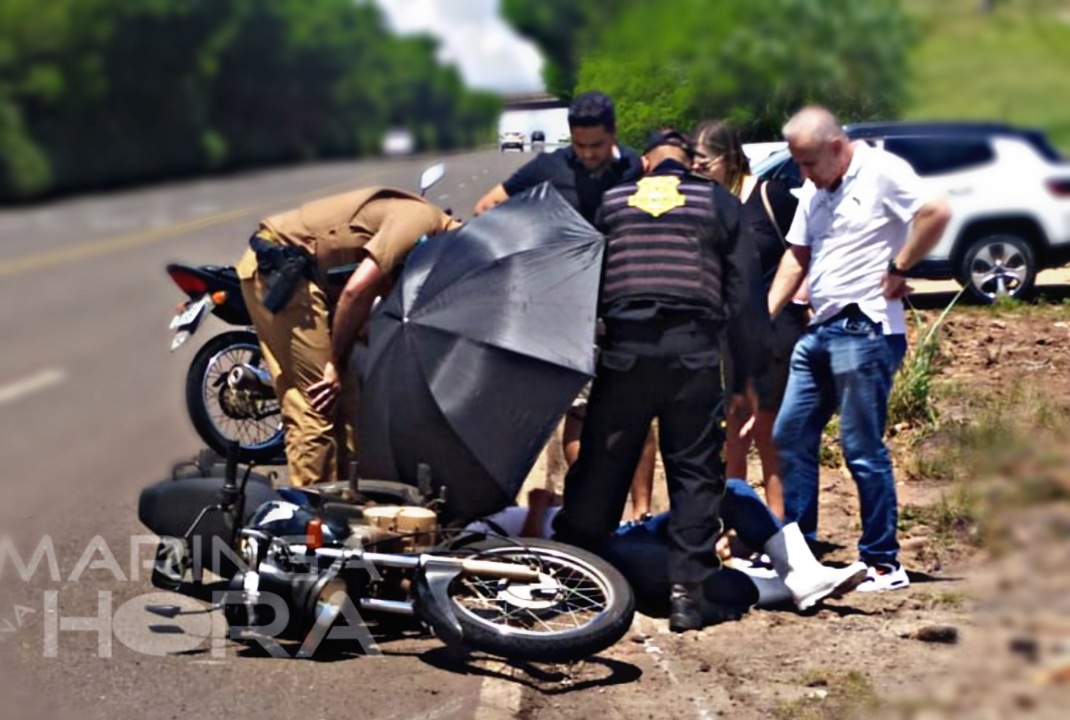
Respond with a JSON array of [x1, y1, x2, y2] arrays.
[[474, 91, 642, 224], [475, 90, 654, 518], [551, 128, 771, 633]]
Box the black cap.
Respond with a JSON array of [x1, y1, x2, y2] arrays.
[[644, 128, 694, 158]]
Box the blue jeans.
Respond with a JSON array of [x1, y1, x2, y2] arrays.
[[615, 479, 780, 548], [773, 312, 907, 566]]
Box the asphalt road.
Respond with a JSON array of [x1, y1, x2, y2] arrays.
[[0, 150, 538, 720]]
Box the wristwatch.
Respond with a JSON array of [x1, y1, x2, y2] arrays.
[[887, 259, 907, 277]]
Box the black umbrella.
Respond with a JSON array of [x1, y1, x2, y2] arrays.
[[356, 182, 604, 523]]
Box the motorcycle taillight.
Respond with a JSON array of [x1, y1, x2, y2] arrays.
[[167, 266, 208, 296]]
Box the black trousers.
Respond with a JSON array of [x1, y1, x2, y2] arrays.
[[553, 319, 726, 585]]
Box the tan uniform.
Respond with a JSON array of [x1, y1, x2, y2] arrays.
[[236, 188, 453, 486]]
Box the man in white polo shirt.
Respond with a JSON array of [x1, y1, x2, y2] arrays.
[[767, 106, 951, 592]]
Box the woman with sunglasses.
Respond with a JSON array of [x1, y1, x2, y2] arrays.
[[690, 119, 808, 519]]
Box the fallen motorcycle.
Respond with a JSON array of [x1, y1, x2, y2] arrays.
[[138, 450, 636, 662]]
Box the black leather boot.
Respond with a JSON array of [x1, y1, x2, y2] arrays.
[[670, 582, 747, 633], [669, 583, 704, 633]]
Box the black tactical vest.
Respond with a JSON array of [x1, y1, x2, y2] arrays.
[[599, 167, 727, 316]]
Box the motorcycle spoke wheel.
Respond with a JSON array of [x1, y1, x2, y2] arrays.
[[187, 331, 285, 462], [201, 344, 281, 449], [455, 563, 608, 635], [441, 538, 634, 662]]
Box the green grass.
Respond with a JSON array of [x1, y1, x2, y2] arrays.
[[774, 670, 880, 720], [903, 0, 1070, 151], [889, 292, 963, 429], [898, 487, 985, 547]]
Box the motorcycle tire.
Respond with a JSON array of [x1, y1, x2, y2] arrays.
[[445, 537, 635, 663], [186, 330, 285, 465]]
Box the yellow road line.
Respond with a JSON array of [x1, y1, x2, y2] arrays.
[[0, 169, 394, 278]]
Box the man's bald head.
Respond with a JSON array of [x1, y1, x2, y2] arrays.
[[781, 105, 853, 190], [782, 106, 847, 147]]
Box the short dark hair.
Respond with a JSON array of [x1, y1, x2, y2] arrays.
[[568, 91, 616, 133], [644, 127, 695, 158]]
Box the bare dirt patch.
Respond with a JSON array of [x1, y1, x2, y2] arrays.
[[511, 296, 1070, 718]]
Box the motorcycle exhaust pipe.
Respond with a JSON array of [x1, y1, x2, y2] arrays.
[[358, 598, 414, 615], [227, 364, 274, 392], [321, 549, 541, 582]]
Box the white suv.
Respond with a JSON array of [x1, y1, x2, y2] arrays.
[[752, 122, 1070, 302]]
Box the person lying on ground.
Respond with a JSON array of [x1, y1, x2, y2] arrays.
[[466, 482, 868, 623]]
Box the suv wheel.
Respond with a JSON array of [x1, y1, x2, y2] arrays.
[[958, 233, 1036, 302]]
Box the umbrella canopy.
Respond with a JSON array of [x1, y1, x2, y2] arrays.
[[357, 182, 604, 523]]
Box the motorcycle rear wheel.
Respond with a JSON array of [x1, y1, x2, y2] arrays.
[[446, 538, 635, 663], [186, 330, 285, 464]]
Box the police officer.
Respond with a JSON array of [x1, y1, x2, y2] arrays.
[[551, 128, 770, 633], [474, 90, 642, 224], [236, 188, 457, 487]]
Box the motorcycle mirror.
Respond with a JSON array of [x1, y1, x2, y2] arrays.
[[419, 163, 446, 196]]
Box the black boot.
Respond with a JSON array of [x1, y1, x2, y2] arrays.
[[670, 582, 747, 633], [669, 583, 704, 633]]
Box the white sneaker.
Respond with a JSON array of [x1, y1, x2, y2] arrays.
[[790, 561, 870, 611], [856, 562, 910, 592]]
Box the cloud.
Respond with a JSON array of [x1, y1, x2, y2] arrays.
[[375, 0, 545, 93]]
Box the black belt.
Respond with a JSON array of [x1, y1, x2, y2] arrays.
[[820, 303, 872, 325], [601, 316, 721, 356], [248, 234, 315, 313]]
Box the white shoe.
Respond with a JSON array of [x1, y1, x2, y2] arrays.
[[790, 561, 869, 611], [764, 524, 870, 611], [856, 562, 910, 592]]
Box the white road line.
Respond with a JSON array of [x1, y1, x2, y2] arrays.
[[459, 183, 467, 189], [640, 618, 715, 720], [437, 194, 450, 200], [474, 674, 522, 720], [0, 369, 67, 406]]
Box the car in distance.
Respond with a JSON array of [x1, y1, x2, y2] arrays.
[[500, 131, 525, 152], [381, 128, 415, 156]]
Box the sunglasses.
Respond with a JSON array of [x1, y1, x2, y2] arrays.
[[693, 152, 725, 168]]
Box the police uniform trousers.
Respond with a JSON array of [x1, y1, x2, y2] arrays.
[[239, 255, 360, 487], [553, 316, 727, 586]]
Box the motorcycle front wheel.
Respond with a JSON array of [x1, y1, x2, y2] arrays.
[[446, 538, 635, 663], [186, 330, 285, 464]]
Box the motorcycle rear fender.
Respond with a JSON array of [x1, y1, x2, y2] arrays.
[[412, 557, 464, 647], [167, 263, 252, 326]]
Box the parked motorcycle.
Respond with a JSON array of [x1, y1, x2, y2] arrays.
[[167, 263, 285, 464], [138, 450, 636, 662]]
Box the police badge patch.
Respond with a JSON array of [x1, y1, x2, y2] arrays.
[[627, 176, 687, 218]]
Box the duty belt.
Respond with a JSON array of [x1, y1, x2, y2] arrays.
[[248, 232, 315, 313]]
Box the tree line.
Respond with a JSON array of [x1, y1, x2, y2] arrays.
[[0, 0, 500, 202], [502, 0, 914, 146]]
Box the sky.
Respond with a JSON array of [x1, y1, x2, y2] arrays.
[[374, 0, 545, 94]]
